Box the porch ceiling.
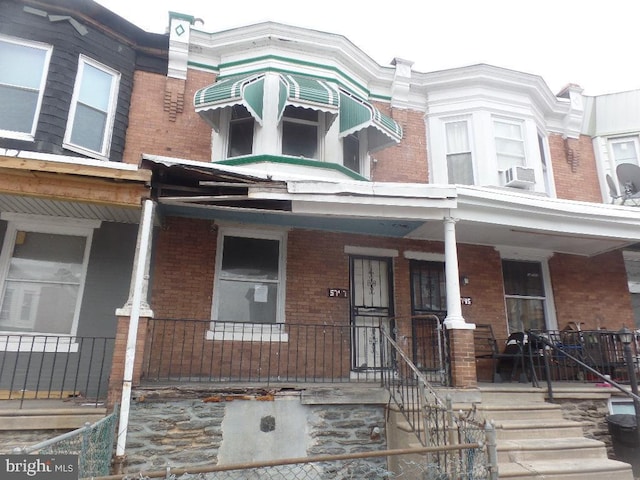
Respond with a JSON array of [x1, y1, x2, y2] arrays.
[[0, 194, 142, 223]]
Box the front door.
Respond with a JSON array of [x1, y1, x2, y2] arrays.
[[410, 260, 447, 383], [350, 256, 393, 371]]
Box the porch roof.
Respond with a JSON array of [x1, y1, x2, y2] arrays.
[[142, 155, 640, 256]]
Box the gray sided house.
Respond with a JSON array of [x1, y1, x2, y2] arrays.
[[0, 0, 166, 411]]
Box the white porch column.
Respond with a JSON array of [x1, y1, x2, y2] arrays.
[[443, 216, 471, 329], [116, 199, 155, 457]]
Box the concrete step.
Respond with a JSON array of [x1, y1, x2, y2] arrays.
[[497, 436, 607, 462], [493, 419, 585, 440], [476, 402, 564, 421], [0, 408, 107, 430], [480, 388, 547, 404], [497, 457, 633, 479]]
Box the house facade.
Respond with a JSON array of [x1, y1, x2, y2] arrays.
[[0, 0, 165, 410], [113, 13, 640, 395], [3, 1, 640, 474]]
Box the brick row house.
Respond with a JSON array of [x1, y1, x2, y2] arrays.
[[3, 0, 640, 473]]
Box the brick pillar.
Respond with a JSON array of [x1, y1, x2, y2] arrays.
[[447, 328, 477, 388], [107, 315, 150, 409]]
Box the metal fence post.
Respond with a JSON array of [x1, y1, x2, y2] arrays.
[[484, 420, 499, 480]]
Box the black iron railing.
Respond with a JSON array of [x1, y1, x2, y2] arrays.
[[0, 334, 114, 408], [527, 329, 640, 401], [142, 319, 388, 384]]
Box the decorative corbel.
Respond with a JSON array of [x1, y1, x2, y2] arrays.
[[564, 137, 580, 173]]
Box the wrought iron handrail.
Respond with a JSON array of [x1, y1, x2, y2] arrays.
[[380, 324, 496, 478], [527, 330, 640, 403]]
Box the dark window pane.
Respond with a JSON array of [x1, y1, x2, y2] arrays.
[[282, 121, 317, 158], [343, 134, 360, 173], [228, 118, 254, 157], [502, 260, 544, 296], [284, 106, 317, 122], [411, 261, 446, 312], [221, 236, 279, 280]]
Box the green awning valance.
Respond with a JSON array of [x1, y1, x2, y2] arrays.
[[194, 74, 265, 131], [194, 72, 402, 151], [339, 92, 403, 152]]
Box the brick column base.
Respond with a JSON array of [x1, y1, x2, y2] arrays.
[[447, 328, 477, 388], [107, 316, 149, 409]]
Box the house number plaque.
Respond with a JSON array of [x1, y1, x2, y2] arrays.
[[328, 288, 348, 298]]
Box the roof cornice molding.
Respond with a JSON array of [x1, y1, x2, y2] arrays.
[[187, 22, 399, 101]]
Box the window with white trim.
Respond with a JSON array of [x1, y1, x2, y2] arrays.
[[227, 105, 254, 157], [609, 136, 639, 167], [0, 35, 52, 140], [281, 106, 321, 159], [494, 119, 526, 171], [343, 133, 361, 174], [445, 120, 474, 185], [502, 259, 548, 333], [63, 55, 120, 159], [212, 228, 286, 324], [0, 214, 98, 341]]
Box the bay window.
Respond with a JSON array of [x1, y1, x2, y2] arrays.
[[494, 119, 526, 170], [445, 120, 474, 185]]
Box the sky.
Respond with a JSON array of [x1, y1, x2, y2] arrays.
[[96, 0, 640, 97]]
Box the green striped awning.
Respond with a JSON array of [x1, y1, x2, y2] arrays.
[[194, 74, 265, 131], [277, 74, 339, 124], [339, 92, 402, 152]]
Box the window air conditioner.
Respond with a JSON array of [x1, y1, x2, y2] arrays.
[[504, 166, 535, 188]]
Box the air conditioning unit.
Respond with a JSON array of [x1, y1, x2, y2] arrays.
[[504, 166, 535, 188]]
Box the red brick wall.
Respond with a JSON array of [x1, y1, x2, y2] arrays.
[[150, 216, 217, 318], [123, 70, 215, 165], [549, 133, 602, 202], [143, 218, 633, 381], [370, 106, 428, 183], [550, 251, 633, 331]]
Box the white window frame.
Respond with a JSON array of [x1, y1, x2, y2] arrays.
[[0, 35, 52, 141], [495, 246, 557, 332], [445, 119, 474, 185], [493, 117, 527, 172], [208, 226, 288, 342], [279, 106, 325, 160], [63, 54, 120, 160], [609, 136, 640, 167], [0, 213, 100, 352]]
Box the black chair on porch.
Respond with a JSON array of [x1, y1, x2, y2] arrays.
[[474, 325, 529, 383]]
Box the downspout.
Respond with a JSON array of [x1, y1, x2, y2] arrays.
[[116, 198, 155, 457]]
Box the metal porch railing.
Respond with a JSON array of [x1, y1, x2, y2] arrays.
[[142, 319, 390, 384], [0, 334, 114, 408], [380, 327, 496, 479], [527, 329, 640, 404]]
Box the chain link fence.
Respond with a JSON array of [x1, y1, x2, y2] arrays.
[[13, 405, 118, 478], [86, 433, 496, 480]]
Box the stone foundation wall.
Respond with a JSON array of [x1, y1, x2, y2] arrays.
[[555, 397, 613, 453], [121, 390, 387, 476]]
